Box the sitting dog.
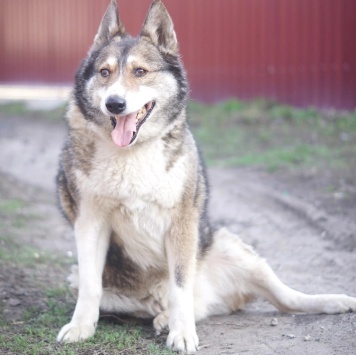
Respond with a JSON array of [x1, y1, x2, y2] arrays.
[[56, 0, 356, 352]]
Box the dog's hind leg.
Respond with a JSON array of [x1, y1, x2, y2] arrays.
[[248, 257, 356, 314], [196, 228, 356, 319]]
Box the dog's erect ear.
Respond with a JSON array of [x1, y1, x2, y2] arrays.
[[140, 0, 178, 56], [91, 0, 126, 51]]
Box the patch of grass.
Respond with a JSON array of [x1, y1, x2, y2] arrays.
[[188, 99, 356, 172], [0, 302, 171, 354], [1, 327, 169, 355], [0, 199, 26, 214], [221, 145, 332, 171], [0, 198, 30, 229], [0, 324, 158, 355], [0, 283, 174, 355], [0, 101, 29, 115], [0, 235, 75, 268], [0, 196, 75, 267], [0, 100, 67, 120]]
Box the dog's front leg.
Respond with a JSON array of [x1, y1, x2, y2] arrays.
[[165, 209, 199, 353], [57, 201, 110, 343]]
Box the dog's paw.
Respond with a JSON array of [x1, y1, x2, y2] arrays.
[[324, 295, 356, 314], [167, 329, 199, 353], [57, 322, 96, 343], [153, 310, 169, 335]]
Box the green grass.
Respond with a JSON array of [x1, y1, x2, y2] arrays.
[[0, 199, 25, 214], [0, 197, 73, 267], [188, 99, 356, 171], [1, 310, 172, 354], [0, 235, 74, 267], [0, 101, 31, 116], [0, 323, 144, 354], [0, 198, 27, 229], [0, 101, 66, 120], [0, 258, 172, 354], [0, 287, 171, 354]]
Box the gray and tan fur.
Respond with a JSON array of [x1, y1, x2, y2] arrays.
[[56, 0, 356, 352]]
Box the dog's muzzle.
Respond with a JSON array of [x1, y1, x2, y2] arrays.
[[110, 100, 156, 147]]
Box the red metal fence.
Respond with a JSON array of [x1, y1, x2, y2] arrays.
[[0, 0, 355, 109]]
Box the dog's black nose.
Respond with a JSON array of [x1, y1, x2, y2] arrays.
[[105, 96, 126, 114]]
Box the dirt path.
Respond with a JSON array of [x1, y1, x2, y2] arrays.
[[1, 114, 355, 354]]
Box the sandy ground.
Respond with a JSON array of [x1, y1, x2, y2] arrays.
[[0, 113, 355, 354]]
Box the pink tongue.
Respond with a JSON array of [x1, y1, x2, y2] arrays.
[[111, 113, 137, 147]]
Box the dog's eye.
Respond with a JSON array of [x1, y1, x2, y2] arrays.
[[100, 69, 110, 78], [133, 68, 147, 78]]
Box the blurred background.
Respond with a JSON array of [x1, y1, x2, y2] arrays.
[[0, 0, 356, 108]]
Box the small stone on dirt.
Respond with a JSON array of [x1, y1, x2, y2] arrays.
[[8, 298, 21, 306], [304, 335, 311, 341], [14, 289, 26, 296], [283, 334, 296, 339], [270, 318, 278, 326]]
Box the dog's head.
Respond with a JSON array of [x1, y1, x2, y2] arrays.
[[74, 0, 188, 148]]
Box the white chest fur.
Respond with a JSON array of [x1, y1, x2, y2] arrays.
[[75, 139, 187, 269]]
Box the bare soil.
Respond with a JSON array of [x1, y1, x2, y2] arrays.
[[0, 114, 355, 354]]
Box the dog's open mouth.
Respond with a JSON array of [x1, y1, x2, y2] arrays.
[[110, 101, 155, 147]]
